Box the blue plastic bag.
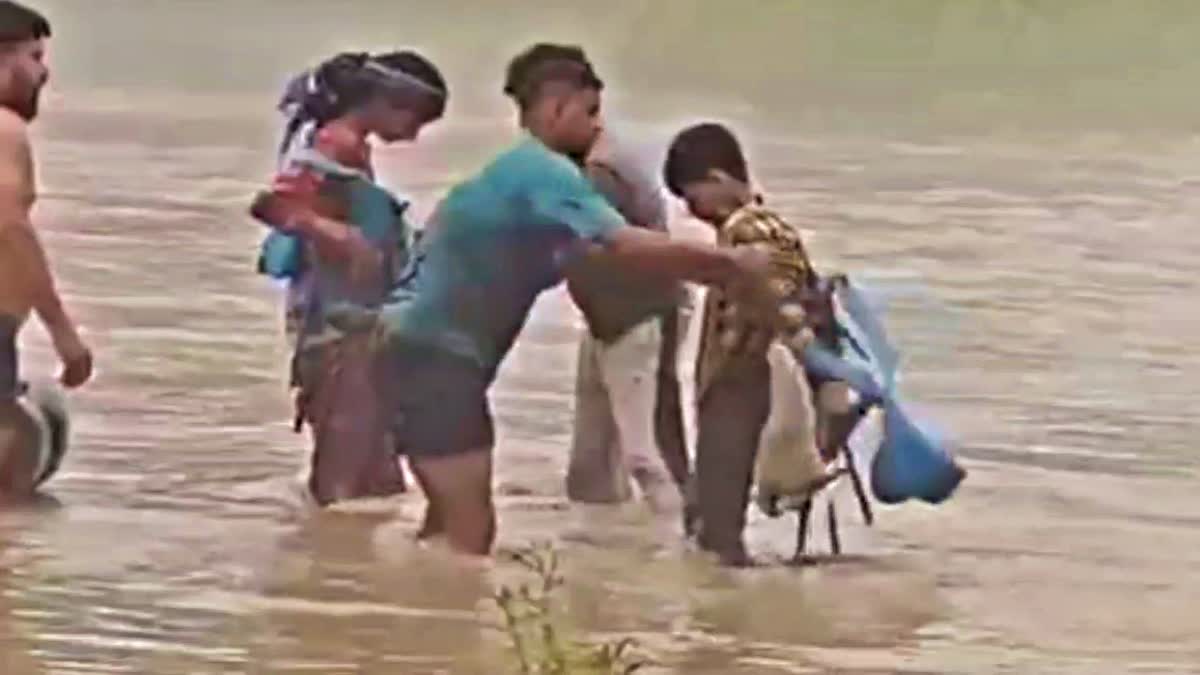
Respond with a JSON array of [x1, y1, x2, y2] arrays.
[[871, 400, 965, 504], [801, 278, 965, 505], [257, 230, 303, 280], [253, 149, 410, 281]]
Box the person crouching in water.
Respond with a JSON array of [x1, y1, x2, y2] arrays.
[[563, 122, 691, 517], [663, 123, 824, 566], [255, 51, 447, 506]]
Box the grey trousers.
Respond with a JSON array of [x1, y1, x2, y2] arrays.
[[693, 364, 771, 555], [566, 313, 690, 508]]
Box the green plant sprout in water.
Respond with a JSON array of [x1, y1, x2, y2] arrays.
[[494, 543, 646, 675]]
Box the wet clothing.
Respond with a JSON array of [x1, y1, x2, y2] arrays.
[[566, 138, 683, 343], [294, 332, 404, 501], [376, 135, 627, 456], [0, 313, 28, 492], [694, 361, 771, 556], [691, 202, 819, 558], [564, 135, 689, 509], [267, 125, 411, 504], [378, 134, 626, 377], [652, 310, 691, 493], [0, 314, 18, 402], [695, 203, 816, 399], [566, 313, 686, 509], [378, 342, 494, 459]]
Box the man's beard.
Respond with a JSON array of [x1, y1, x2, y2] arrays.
[[566, 149, 587, 166], [3, 78, 41, 121], [565, 137, 597, 166], [12, 87, 40, 121]]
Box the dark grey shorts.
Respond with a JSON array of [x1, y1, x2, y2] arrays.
[[380, 343, 494, 459], [0, 314, 19, 401]]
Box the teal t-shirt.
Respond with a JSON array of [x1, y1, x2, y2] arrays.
[[379, 136, 627, 377]]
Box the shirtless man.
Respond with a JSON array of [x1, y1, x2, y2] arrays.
[[0, 2, 93, 497]]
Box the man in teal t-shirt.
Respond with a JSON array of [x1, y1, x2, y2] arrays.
[[254, 43, 775, 558], [379, 132, 626, 376]]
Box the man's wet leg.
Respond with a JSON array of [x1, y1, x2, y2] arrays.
[[409, 448, 495, 556]]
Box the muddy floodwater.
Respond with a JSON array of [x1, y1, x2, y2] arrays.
[[2, 2, 1198, 673]]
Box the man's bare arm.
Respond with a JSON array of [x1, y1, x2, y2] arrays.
[[596, 225, 771, 290]]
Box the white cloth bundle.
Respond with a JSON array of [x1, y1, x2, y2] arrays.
[[753, 342, 830, 511]]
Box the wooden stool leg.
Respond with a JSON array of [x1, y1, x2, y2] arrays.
[[793, 498, 813, 561], [827, 500, 841, 556], [843, 443, 874, 526]]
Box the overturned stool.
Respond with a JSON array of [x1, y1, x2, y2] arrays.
[[753, 273, 884, 564], [755, 365, 878, 564], [789, 398, 876, 563]]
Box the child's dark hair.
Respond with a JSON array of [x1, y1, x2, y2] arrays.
[[502, 43, 603, 110], [0, 1, 50, 45], [663, 122, 750, 197]]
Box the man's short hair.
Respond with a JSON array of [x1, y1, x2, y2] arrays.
[[663, 122, 750, 197], [0, 1, 50, 46], [503, 43, 603, 110]]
